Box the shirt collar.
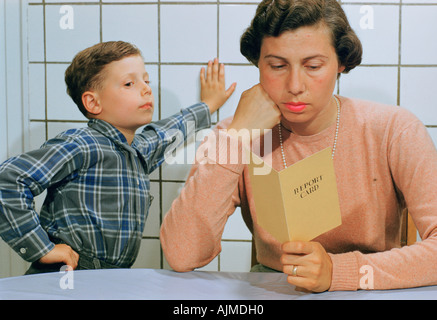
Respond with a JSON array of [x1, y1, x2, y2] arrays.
[[88, 118, 129, 146], [87, 119, 145, 158]]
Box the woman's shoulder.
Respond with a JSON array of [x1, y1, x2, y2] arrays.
[[340, 96, 421, 127]]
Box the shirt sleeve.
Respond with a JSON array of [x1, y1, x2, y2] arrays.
[[0, 135, 85, 262], [136, 102, 211, 174]]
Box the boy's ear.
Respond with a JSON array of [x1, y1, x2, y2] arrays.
[[82, 91, 102, 116]]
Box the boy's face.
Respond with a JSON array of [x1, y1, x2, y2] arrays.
[[91, 54, 154, 139]]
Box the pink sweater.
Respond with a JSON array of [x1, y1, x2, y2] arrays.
[[160, 96, 437, 291]]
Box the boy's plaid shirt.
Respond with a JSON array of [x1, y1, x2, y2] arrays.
[[0, 103, 210, 267]]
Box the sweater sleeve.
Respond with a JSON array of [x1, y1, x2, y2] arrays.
[[329, 113, 437, 291], [160, 124, 246, 272]]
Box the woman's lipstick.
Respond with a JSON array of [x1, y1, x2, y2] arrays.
[[285, 102, 307, 112]]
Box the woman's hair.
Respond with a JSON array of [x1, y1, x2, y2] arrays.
[[65, 41, 142, 117], [240, 0, 362, 73]]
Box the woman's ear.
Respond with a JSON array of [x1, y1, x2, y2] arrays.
[[336, 65, 346, 79], [82, 91, 102, 116]]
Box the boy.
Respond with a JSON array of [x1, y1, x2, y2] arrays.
[[0, 41, 236, 274]]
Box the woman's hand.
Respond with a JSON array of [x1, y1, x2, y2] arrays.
[[280, 241, 332, 293], [227, 83, 281, 141]]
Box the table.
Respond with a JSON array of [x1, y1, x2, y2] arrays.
[[0, 268, 436, 300]]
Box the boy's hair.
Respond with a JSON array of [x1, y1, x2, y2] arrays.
[[240, 0, 362, 74], [65, 41, 142, 118]]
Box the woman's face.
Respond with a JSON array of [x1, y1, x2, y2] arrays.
[[259, 22, 345, 135]]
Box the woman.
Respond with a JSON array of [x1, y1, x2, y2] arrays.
[[160, 0, 437, 292]]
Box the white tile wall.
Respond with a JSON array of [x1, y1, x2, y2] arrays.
[[342, 4, 399, 65], [46, 64, 84, 120], [45, 5, 100, 62], [219, 4, 258, 64], [0, 0, 9, 279], [102, 5, 159, 63], [221, 65, 260, 119], [400, 67, 437, 125], [401, 5, 437, 65], [27, 4, 44, 61], [0, 0, 436, 278], [161, 4, 218, 63], [339, 66, 399, 106], [345, 0, 400, 3], [160, 65, 204, 119], [1, 0, 31, 278], [28, 64, 45, 120]]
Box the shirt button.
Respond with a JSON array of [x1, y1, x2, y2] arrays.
[[20, 248, 27, 254]]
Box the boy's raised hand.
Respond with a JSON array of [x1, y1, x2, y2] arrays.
[[200, 58, 236, 114]]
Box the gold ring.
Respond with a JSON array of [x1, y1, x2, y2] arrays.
[[292, 265, 298, 277]]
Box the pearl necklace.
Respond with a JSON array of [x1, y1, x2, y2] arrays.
[[278, 96, 341, 169]]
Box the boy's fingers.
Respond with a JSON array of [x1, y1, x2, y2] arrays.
[[225, 82, 237, 98], [62, 246, 79, 269], [200, 67, 206, 84], [212, 58, 219, 78], [219, 63, 225, 81], [206, 60, 212, 81], [72, 250, 80, 269]]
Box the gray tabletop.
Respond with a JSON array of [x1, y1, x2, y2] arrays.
[[0, 268, 436, 300]]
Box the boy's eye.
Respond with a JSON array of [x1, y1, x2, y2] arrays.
[[125, 81, 134, 87], [145, 80, 151, 85]]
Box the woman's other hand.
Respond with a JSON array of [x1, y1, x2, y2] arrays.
[[281, 241, 333, 292]]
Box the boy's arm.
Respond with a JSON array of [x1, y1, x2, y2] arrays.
[[0, 136, 84, 264], [138, 103, 211, 174]]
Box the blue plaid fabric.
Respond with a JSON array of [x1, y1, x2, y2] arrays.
[[0, 103, 210, 267]]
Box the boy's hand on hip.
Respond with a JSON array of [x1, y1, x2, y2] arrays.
[[200, 58, 236, 114], [39, 243, 79, 270]]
